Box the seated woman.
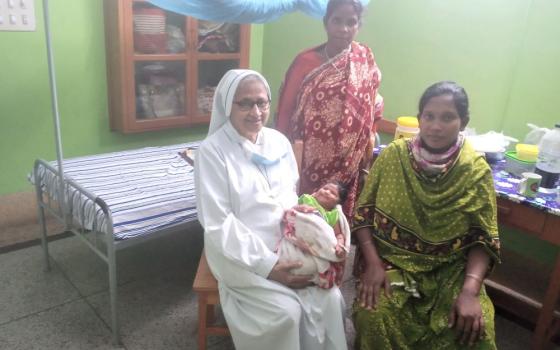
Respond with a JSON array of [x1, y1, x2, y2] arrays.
[[352, 81, 501, 349], [278, 181, 351, 289], [195, 69, 347, 350]]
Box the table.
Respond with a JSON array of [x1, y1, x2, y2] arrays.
[[490, 161, 560, 349]]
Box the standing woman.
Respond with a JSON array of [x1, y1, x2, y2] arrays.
[[352, 81, 501, 349], [276, 0, 383, 218], [195, 69, 348, 350]]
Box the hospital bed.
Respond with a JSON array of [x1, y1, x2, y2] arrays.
[[32, 141, 200, 344]]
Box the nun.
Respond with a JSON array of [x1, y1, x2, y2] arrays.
[[194, 69, 347, 350]]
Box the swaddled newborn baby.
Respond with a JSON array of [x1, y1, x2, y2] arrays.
[[277, 181, 350, 289]]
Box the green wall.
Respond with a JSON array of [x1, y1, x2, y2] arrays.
[[1, 0, 559, 196], [263, 0, 560, 139], [0, 1, 264, 195], [502, 0, 560, 138], [0, 0, 557, 262], [249, 24, 264, 72]]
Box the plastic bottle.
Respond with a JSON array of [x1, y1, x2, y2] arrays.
[[394, 116, 419, 140], [535, 123, 560, 189]]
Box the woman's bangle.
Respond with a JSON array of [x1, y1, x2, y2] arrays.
[[360, 168, 369, 175], [465, 273, 484, 283]]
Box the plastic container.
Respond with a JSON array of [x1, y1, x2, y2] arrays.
[[394, 116, 419, 140], [535, 124, 560, 189], [505, 151, 536, 177], [485, 150, 505, 164], [515, 143, 539, 162]]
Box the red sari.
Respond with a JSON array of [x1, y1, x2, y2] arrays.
[[276, 41, 383, 218]]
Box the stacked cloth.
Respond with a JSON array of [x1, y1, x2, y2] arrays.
[[133, 5, 167, 54]]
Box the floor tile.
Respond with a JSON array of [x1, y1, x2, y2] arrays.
[[87, 267, 200, 349], [48, 227, 203, 297], [495, 315, 532, 350], [0, 231, 545, 350], [0, 246, 80, 325], [0, 299, 115, 350]]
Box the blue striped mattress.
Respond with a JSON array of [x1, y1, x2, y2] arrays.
[[35, 141, 199, 241]]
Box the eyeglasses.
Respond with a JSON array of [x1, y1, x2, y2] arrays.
[[233, 99, 271, 111]]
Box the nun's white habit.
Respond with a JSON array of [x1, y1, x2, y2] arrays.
[[194, 69, 347, 350]]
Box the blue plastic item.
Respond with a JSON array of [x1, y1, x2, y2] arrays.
[[148, 0, 370, 23]]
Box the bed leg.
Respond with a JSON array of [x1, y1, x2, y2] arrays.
[[38, 205, 50, 271], [34, 169, 50, 272], [108, 244, 120, 345]]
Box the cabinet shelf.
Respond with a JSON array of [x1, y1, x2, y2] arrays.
[[196, 53, 242, 60], [133, 54, 189, 61], [103, 0, 250, 133]]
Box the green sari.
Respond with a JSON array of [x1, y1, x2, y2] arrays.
[[352, 139, 501, 350]]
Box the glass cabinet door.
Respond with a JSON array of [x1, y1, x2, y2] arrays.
[[197, 60, 239, 117], [132, 2, 187, 55], [197, 20, 240, 53], [134, 61, 186, 120]]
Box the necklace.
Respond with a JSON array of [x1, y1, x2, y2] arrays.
[[323, 45, 348, 75]]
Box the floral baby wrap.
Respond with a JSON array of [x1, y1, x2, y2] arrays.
[[277, 195, 350, 289]]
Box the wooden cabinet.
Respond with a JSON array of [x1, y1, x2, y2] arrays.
[[103, 0, 250, 133]]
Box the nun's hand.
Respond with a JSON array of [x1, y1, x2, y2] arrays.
[[268, 260, 312, 289]]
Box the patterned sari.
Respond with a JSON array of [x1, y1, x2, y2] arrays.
[[352, 138, 501, 350], [276, 41, 383, 218]]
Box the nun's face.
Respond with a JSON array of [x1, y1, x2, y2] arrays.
[[230, 78, 270, 143]]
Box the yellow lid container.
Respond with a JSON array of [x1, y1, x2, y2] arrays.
[[394, 116, 419, 140], [515, 143, 539, 162]]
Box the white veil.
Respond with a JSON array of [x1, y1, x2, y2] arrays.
[[207, 69, 271, 137]]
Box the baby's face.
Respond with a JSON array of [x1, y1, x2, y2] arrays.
[[313, 183, 340, 211]]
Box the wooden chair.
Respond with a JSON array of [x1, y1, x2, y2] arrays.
[[193, 251, 230, 350]]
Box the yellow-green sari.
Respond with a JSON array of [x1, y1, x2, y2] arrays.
[[352, 138, 500, 350]]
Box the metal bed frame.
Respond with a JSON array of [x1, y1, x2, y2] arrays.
[[33, 158, 194, 344]]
